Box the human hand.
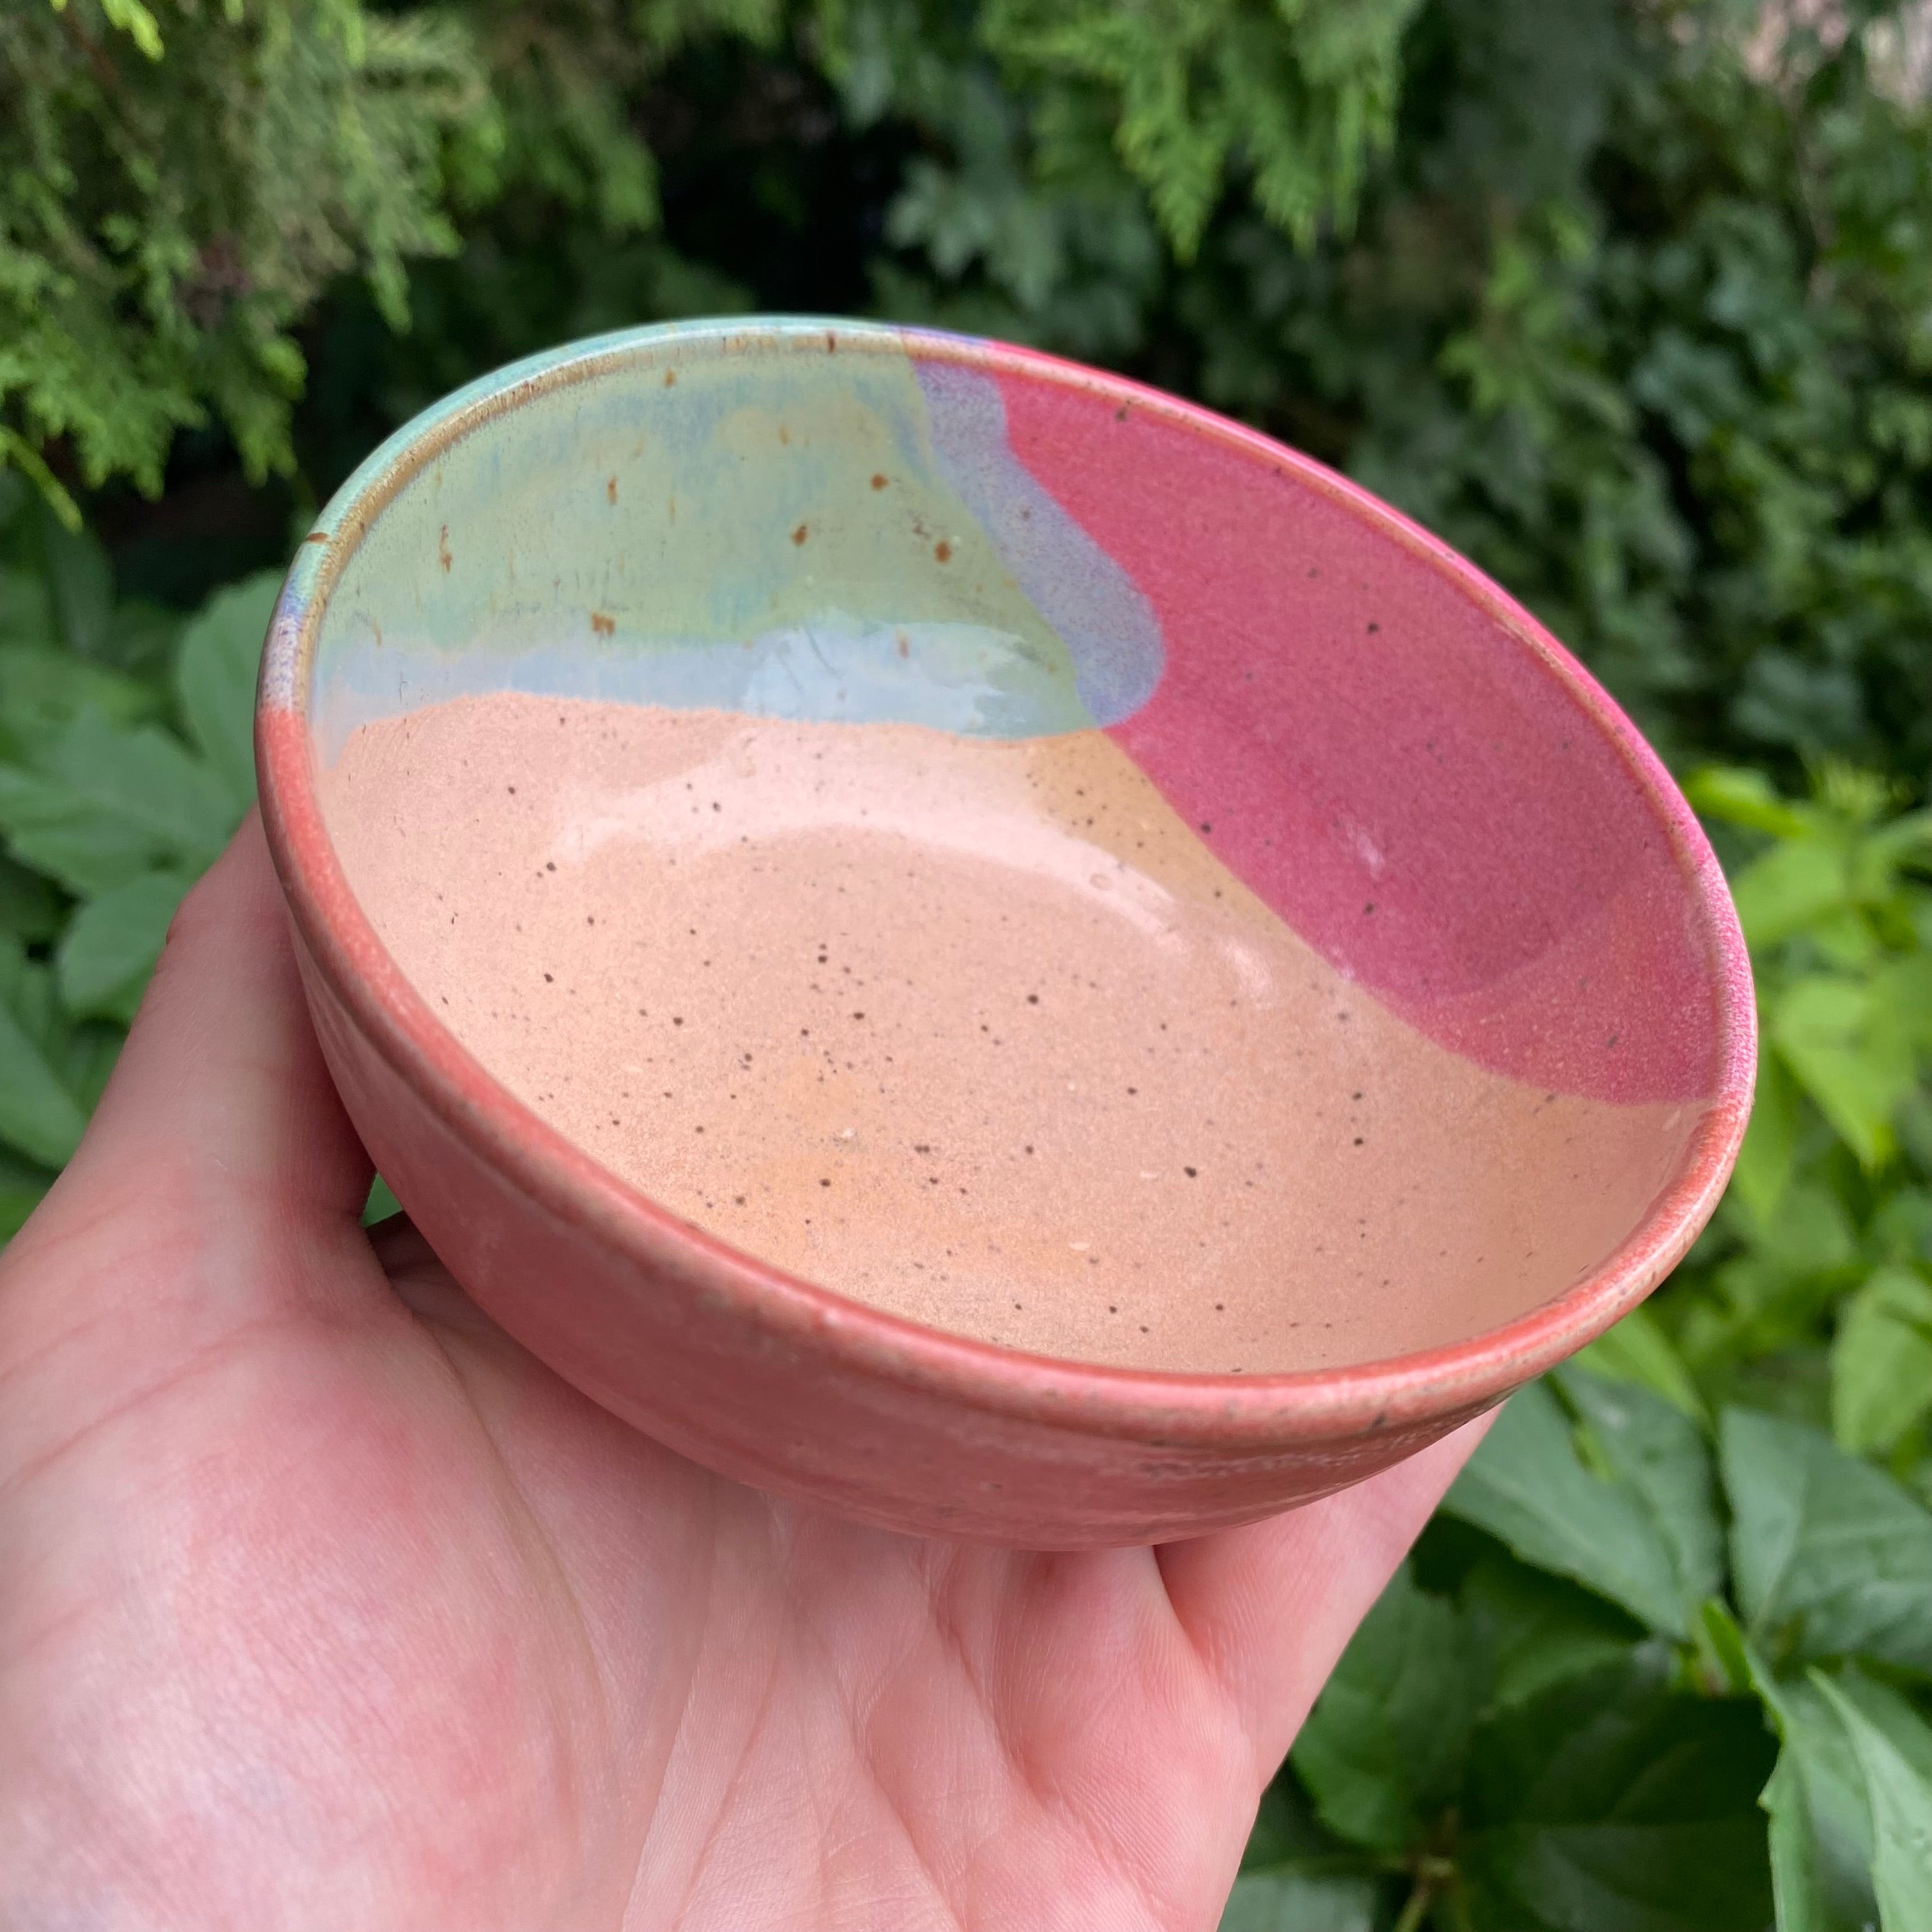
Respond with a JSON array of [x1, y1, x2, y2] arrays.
[[0, 818, 1484, 1931]]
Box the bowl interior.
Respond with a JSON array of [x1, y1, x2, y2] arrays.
[[296, 319, 1742, 1378]]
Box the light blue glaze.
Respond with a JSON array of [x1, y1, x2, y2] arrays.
[[293, 320, 1163, 762]]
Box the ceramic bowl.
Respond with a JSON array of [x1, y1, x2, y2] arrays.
[[257, 318, 1753, 1547]]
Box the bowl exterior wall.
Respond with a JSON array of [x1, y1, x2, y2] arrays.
[[296, 933, 1488, 1545]]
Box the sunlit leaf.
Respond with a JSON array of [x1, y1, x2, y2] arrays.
[[1733, 838, 1850, 949], [1770, 976, 1915, 1169], [1832, 1266, 1932, 1457], [1572, 1305, 1708, 1423], [1685, 765, 1814, 840]]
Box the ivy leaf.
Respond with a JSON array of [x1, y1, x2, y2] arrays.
[[1440, 1379, 1687, 1636], [175, 571, 277, 816], [1831, 1265, 1932, 1457], [56, 866, 196, 1022], [1459, 1651, 1776, 1932], [1291, 1561, 1480, 1853], [1216, 1869, 1379, 1932], [0, 709, 235, 896], [1724, 1408, 1932, 1675], [1811, 1674, 1932, 1932], [0, 938, 89, 1169], [1557, 1365, 1724, 1618], [1460, 1551, 1645, 1711]]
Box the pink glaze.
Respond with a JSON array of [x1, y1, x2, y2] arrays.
[[998, 372, 1717, 1106]]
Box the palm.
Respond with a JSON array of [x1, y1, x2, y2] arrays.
[[0, 825, 1480, 1931]]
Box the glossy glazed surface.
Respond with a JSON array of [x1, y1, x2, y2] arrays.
[[325, 693, 1699, 1372], [257, 318, 1753, 1544]]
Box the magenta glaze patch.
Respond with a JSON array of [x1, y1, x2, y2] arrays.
[[988, 369, 1722, 1107]]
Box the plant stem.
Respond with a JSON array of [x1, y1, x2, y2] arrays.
[[1392, 1878, 1436, 1932]]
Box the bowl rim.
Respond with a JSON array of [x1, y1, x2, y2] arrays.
[[256, 315, 1756, 1449]]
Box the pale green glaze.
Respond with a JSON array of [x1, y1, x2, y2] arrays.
[[309, 324, 1105, 760]]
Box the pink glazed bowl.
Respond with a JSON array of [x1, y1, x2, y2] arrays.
[[256, 318, 1754, 1548]]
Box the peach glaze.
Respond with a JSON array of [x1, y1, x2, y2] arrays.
[[321, 691, 1698, 1372]]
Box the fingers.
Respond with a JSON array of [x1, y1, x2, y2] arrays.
[[1156, 1412, 1494, 1782], [67, 814, 371, 1232]]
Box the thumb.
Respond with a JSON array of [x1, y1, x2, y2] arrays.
[[60, 813, 371, 1236]]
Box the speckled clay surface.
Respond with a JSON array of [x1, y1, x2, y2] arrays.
[[257, 318, 1754, 1545], [324, 694, 1697, 1372]]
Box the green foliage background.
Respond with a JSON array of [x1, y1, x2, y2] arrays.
[[3, 1, 1931, 1926]]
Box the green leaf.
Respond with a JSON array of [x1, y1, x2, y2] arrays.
[[1812, 1675, 1932, 1932], [1572, 1305, 1708, 1423], [1460, 1551, 1645, 1710], [35, 511, 114, 659], [1441, 1380, 1687, 1636], [175, 571, 277, 815], [0, 643, 162, 759], [1771, 976, 1919, 1170], [1291, 1561, 1480, 1852], [1558, 1365, 1725, 1616], [1699, 1599, 1754, 1697], [0, 945, 89, 1169], [1239, 1778, 1335, 1871], [1460, 1652, 1776, 1932], [1761, 1744, 1873, 1932], [1217, 1869, 1379, 1932], [0, 1143, 55, 1242], [1759, 1178, 1863, 1278], [1749, 1655, 1883, 1932], [1724, 1407, 1932, 1675], [1733, 838, 1851, 949], [1871, 954, 1932, 1055], [362, 1174, 403, 1227], [55, 867, 195, 1022], [1685, 766, 1812, 841], [1868, 1190, 1932, 1268], [1728, 1052, 1803, 1234], [0, 560, 57, 645], [55, 1019, 122, 1118], [0, 849, 65, 943], [1832, 1266, 1932, 1457], [0, 710, 236, 896]]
